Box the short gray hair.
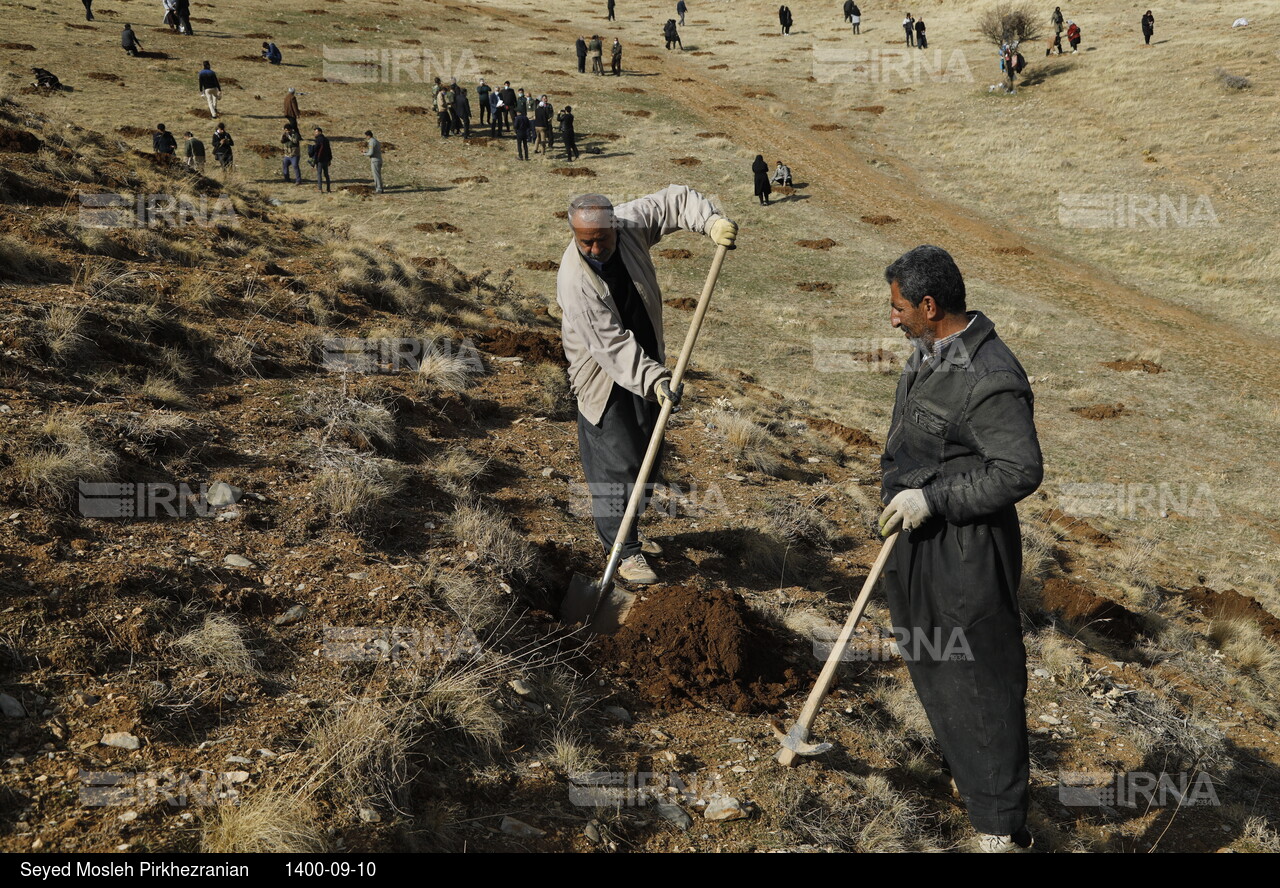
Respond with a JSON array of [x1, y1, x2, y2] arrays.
[[567, 193, 614, 227]]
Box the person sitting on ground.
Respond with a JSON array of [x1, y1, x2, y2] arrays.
[[770, 160, 792, 187], [121, 24, 143, 56], [152, 123, 178, 156], [262, 42, 282, 64], [31, 68, 62, 90]]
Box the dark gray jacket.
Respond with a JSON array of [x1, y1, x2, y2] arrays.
[[881, 311, 1042, 523]]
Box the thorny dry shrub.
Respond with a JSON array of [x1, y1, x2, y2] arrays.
[[773, 771, 943, 852], [531, 362, 574, 420]]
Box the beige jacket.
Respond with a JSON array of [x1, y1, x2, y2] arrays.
[[556, 184, 722, 425]]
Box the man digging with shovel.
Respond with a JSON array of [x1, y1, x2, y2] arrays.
[[557, 188, 737, 591], [878, 245, 1043, 851]]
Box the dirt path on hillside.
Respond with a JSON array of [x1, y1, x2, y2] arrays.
[[443, 0, 1276, 395]]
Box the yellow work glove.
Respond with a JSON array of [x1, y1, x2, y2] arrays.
[[708, 216, 738, 248], [655, 377, 684, 410]]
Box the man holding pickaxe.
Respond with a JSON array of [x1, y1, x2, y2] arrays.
[[557, 188, 737, 585], [878, 245, 1043, 852]]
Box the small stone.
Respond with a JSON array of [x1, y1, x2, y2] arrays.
[[225, 771, 250, 784], [346, 571, 369, 580], [807, 456, 821, 464], [101, 732, 141, 751], [725, 473, 746, 482], [584, 822, 601, 843], [118, 811, 138, 823], [499, 816, 545, 838], [273, 604, 308, 627], [603, 705, 632, 724], [225, 756, 253, 765], [359, 808, 381, 823], [704, 797, 748, 822], [1033, 668, 1051, 679], [0, 693, 26, 718], [731, 766, 748, 774], [205, 482, 242, 508], [655, 800, 692, 830], [508, 679, 535, 697], [223, 554, 255, 569], [1039, 715, 1062, 726], [540, 467, 555, 478]]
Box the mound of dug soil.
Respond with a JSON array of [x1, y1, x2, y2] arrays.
[[696, 132, 728, 139], [1040, 579, 1143, 644], [995, 245, 1033, 256], [622, 110, 652, 118], [523, 260, 559, 271], [1101, 359, 1164, 374], [452, 176, 489, 185], [0, 126, 41, 153], [1043, 508, 1113, 547], [1182, 586, 1280, 643], [808, 418, 877, 448], [712, 105, 741, 111], [853, 105, 886, 114], [671, 157, 701, 166], [658, 249, 692, 259], [797, 282, 834, 292], [796, 238, 840, 251], [477, 327, 566, 366], [593, 581, 808, 713], [664, 297, 697, 310], [811, 124, 842, 132], [618, 87, 646, 94], [861, 215, 898, 226], [552, 167, 595, 177], [743, 90, 776, 98], [397, 105, 431, 115], [414, 221, 459, 233], [1071, 403, 1129, 420], [707, 64, 729, 70], [1, 43, 36, 51]]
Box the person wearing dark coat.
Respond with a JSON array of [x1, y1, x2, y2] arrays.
[[778, 6, 793, 35], [915, 17, 927, 49], [850, 2, 861, 33], [752, 155, 771, 205], [513, 111, 532, 161], [174, 0, 193, 35], [311, 126, 332, 192], [576, 36, 588, 74], [558, 106, 579, 161], [476, 79, 492, 125], [611, 38, 623, 75], [453, 86, 472, 138], [152, 124, 178, 156], [1141, 10, 1155, 45], [843, 0, 853, 22], [663, 20, 682, 50], [121, 24, 142, 56], [676, 0, 687, 26], [878, 245, 1042, 853], [211, 122, 234, 170], [82, 0, 94, 21], [607, 0, 615, 21], [498, 82, 517, 132]]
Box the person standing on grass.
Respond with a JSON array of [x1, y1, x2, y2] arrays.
[[877, 244, 1042, 853], [752, 154, 771, 205], [453, 85, 472, 138], [576, 35, 588, 74], [607, 0, 615, 22], [611, 37, 622, 75], [677, 0, 687, 26], [198, 61, 221, 119], [183, 131, 205, 172], [164, 0, 179, 32], [435, 81, 453, 137], [534, 94, 553, 155], [1141, 10, 1155, 45], [558, 105, 579, 161], [283, 87, 300, 130], [476, 78, 492, 126], [589, 34, 604, 74], [556, 189, 737, 586], [211, 122, 233, 170], [904, 13, 915, 46], [850, 2, 861, 34], [152, 123, 177, 156], [916, 16, 927, 49], [82, 0, 94, 22], [281, 123, 302, 185], [174, 0, 193, 35], [121, 24, 142, 56], [1066, 20, 1081, 52], [513, 108, 532, 161], [312, 126, 332, 192], [498, 81, 516, 132], [363, 130, 384, 194]]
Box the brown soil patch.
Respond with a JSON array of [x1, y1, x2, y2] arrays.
[[664, 297, 698, 311], [890, 87, 914, 94], [247, 144, 276, 159], [414, 222, 459, 233], [707, 64, 729, 70], [1101, 359, 1165, 374], [774, 186, 797, 195], [797, 282, 834, 292], [712, 105, 740, 111], [554, 210, 569, 219], [86, 72, 120, 82], [399, 39, 422, 45], [464, 136, 495, 147], [691, 51, 715, 57], [1040, 579, 1143, 645], [542, 70, 570, 76], [186, 109, 212, 119], [811, 124, 843, 132], [0, 126, 42, 153], [552, 167, 596, 178], [808, 418, 878, 448], [719, 40, 738, 45], [617, 87, 646, 94], [696, 132, 728, 139], [345, 184, 376, 197], [995, 245, 1034, 256], [1043, 508, 1114, 547], [1, 43, 36, 51], [244, 32, 272, 39], [523, 260, 559, 271], [796, 238, 840, 251], [593, 133, 621, 141], [659, 249, 693, 260], [397, 105, 431, 115], [1182, 587, 1280, 643], [477, 327, 566, 366], [671, 157, 701, 167], [743, 90, 776, 99], [772, 57, 792, 62], [63, 23, 95, 30], [284, 43, 306, 49], [640, 54, 662, 60], [592, 580, 808, 713], [1071, 403, 1129, 420], [861, 214, 898, 226], [452, 176, 489, 185], [115, 125, 151, 138], [622, 110, 652, 118], [853, 105, 886, 114]]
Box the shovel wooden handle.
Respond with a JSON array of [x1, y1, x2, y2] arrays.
[[776, 531, 899, 766], [590, 243, 731, 619]]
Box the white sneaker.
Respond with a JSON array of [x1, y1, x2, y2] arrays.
[[639, 536, 663, 556], [617, 554, 659, 585], [977, 828, 1034, 853]]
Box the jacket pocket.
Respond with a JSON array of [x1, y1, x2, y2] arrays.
[[909, 402, 950, 437]]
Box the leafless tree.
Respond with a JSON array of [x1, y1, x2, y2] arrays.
[[977, 1, 1043, 50]]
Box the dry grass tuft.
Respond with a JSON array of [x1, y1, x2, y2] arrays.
[[201, 790, 325, 853], [447, 498, 536, 579], [311, 455, 408, 533], [417, 667, 505, 750], [430, 444, 488, 496], [530, 362, 573, 419], [1209, 618, 1280, 685], [307, 698, 411, 810], [12, 413, 118, 505], [173, 613, 257, 675], [706, 408, 782, 474]]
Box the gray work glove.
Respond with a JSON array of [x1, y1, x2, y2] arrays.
[[878, 489, 932, 536]]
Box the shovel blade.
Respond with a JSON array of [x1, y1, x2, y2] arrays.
[[562, 572, 635, 635]]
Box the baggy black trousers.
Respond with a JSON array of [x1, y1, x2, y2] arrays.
[[577, 385, 662, 557], [881, 506, 1029, 836]]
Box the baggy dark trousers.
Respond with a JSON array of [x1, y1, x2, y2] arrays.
[[881, 506, 1029, 836], [577, 385, 662, 557]]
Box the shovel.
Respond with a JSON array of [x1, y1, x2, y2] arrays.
[[774, 530, 900, 765], [561, 243, 731, 634]]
